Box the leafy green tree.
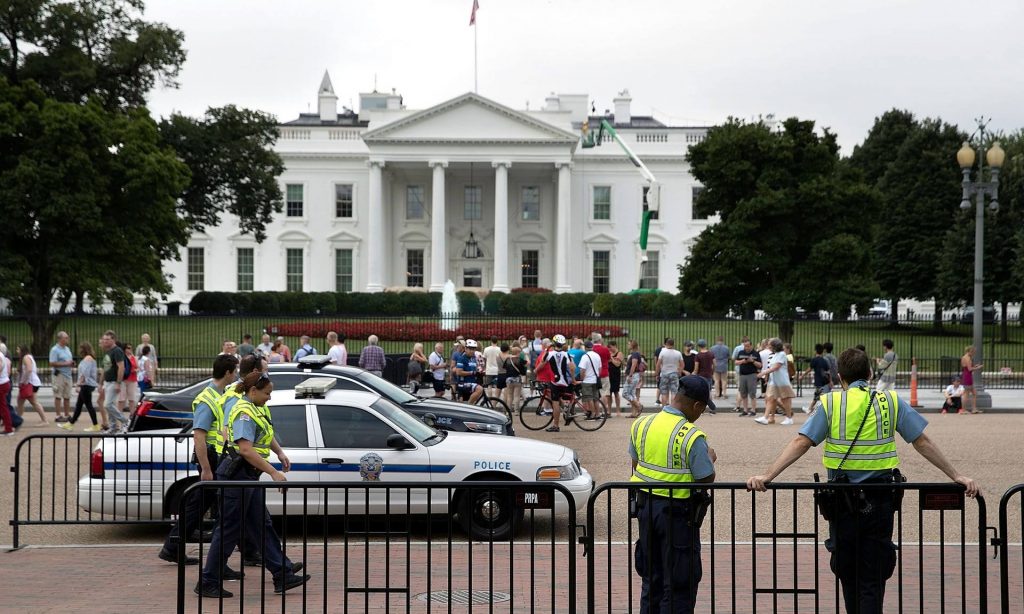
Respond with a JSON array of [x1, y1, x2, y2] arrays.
[[679, 117, 880, 340], [848, 110, 965, 324]]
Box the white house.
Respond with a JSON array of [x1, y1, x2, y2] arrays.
[[162, 72, 713, 302]]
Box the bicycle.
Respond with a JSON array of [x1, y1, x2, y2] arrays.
[[518, 386, 607, 432], [437, 381, 514, 423]]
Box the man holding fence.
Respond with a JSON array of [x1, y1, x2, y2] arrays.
[[747, 347, 978, 614]]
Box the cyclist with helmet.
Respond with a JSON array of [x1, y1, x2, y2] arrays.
[[454, 339, 484, 404], [544, 334, 576, 432]]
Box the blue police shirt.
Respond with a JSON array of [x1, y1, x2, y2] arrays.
[[629, 406, 715, 480], [456, 352, 478, 385], [800, 380, 927, 483], [192, 383, 223, 433]]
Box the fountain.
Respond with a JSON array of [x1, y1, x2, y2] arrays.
[[440, 280, 460, 330]]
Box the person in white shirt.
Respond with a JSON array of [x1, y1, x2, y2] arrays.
[[428, 343, 447, 397], [579, 341, 604, 419], [482, 336, 503, 395], [326, 331, 347, 366], [256, 333, 273, 358], [654, 339, 683, 406], [757, 339, 773, 399], [942, 376, 965, 414]]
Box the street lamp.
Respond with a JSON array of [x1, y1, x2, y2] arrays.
[[957, 134, 1003, 408]]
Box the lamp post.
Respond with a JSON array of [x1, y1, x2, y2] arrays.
[[956, 133, 1004, 408]]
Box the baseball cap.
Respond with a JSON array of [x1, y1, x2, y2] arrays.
[[679, 375, 715, 411], [584, 340, 594, 349], [697, 338, 707, 348]]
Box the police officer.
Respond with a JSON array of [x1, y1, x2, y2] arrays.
[[630, 375, 717, 614], [196, 371, 310, 598], [747, 347, 979, 614]]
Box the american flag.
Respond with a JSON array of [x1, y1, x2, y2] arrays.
[[469, 0, 479, 25]]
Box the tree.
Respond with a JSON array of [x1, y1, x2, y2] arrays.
[[848, 110, 966, 324], [679, 117, 881, 340], [0, 1, 283, 353]]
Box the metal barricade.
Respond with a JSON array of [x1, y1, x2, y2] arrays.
[[585, 482, 989, 614], [9, 433, 195, 549], [175, 480, 577, 614], [998, 483, 1024, 614]]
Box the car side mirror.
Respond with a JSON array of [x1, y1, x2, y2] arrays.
[[421, 412, 437, 427], [387, 433, 414, 450]]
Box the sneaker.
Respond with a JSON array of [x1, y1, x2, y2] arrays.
[[545, 426, 560, 432], [220, 566, 243, 581], [274, 574, 311, 594], [56, 416, 67, 423], [57, 422, 73, 431], [84, 424, 103, 432], [706, 408, 716, 415], [539, 408, 552, 416], [753, 416, 770, 425], [2, 432, 13, 437], [194, 582, 233, 598], [801, 405, 811, 414], [158, 547, 199, 566], [780, 417, 794, 426]]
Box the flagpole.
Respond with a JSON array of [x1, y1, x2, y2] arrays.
[[474, 19, 478, 93]]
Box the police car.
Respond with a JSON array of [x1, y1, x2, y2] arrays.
[[78, 378, 592, 540]]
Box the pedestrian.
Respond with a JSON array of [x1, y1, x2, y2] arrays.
[[16, 344, 48, 425], [622, 340, 645, 418], [137, 345, 156, 395], [694, 339, 715, 413], [875, 339, 897, 392], [681, 341, 697, 377], [592, 333, 613, 415], [757, 339, 772, 399], [607, 340, 624, 416], [731, 336, 748, 411], [49, 331, 74, 423], [65, 342, 101, 431], [503, 344, 526, 410], [823, 342, 840, 391], [733, 338, 761, 417], [326, 331, 347, 366], [237, 334, 255, 358], [755, 338, 795, 426], [0, 336, 16, 431], [120, 343, 140, 415], [579, 340, 602, 420], [631, 376, 717, 614], [483, 336, 503, 396], [256, 334, 273, 358], [710, 336, 731, 399], [293, 335, 317, 360], [276, 336, 292, 362], [568, 338, 586, 381], [655, 338, 683, 406], [942, 376, 965, 414], [0, 349, 15, 435], [98, 331, 129, 433], [449, 340, 466, 401], [267, 341, 285, 364], [135, 333, 158, 366], [407, 342, 428, 392], [195, 371, 310, 598], [358, 335, 386, 378], [529, 330, 544, 365], [219, 340, 238, 358], [747, 347, 979, 614], [428, 343, 447, 398], [542, 335, 574, 432], [800, 343, 832, 415], [159, 354, 240, 566]]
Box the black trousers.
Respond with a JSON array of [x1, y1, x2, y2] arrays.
[[70, 385, 97, 425], [827, 494, 897, 614], [635, 494, 701, 614]]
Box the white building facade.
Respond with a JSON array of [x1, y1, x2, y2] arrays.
[[163, 73, 712, 302]]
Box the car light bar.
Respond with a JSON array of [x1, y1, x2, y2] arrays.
[[297, 355, 332, 368], [295, 377, 337, 398]]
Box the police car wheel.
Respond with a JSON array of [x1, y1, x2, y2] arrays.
[[457, 484, 523, 541]]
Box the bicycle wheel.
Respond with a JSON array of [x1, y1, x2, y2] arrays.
[[573, 398, 608, 431], [518, 395, 553, 431], [476, 395, 513, 422]]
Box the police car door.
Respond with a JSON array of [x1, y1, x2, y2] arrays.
[[260, 402, 322, 516], [312, 402, 433, 517]]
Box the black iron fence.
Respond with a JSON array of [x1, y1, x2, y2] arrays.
[[998, 484, 1024, 614]]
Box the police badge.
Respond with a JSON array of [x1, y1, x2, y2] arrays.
[[359, 453, 384, 481]]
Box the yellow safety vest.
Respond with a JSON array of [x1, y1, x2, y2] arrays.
[[192, 385, 227, 454], [629, 410, 706, 499], [822, 387, 900, 471], [227, 398, 275, 459]]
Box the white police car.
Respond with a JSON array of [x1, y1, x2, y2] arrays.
[[78, 378, 592, 540]]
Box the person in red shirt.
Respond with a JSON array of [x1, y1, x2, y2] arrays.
[[694, 339, 716, 414], [591, 332, 612, 417]]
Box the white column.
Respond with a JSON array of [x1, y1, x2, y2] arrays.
[[366, 160, 385, 292], [555, 162, 572, 293], [492, 161, 511, 292], [428, 160, 448, 291]]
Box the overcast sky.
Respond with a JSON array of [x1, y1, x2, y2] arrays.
[[144, 0, 1024, 153]]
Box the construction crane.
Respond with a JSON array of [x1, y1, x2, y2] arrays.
[[581, 118, 662, 294]]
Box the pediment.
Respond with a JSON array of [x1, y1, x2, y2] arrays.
[[584, 232, 619, 244], [362, 93, 578, 145], [326, 230, 362, 243]]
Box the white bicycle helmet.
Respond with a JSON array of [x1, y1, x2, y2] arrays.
[[465, 339, 479, 349], [552, 334, 567, 346]]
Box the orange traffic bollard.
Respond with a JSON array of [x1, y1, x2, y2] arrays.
[[909, 357, 922, 408]]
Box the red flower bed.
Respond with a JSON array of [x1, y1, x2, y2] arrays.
[[265, 320, 625, 343]]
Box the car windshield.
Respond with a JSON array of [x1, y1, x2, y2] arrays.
[[358, 371, 417, 404], [371, 399, 439, 444]]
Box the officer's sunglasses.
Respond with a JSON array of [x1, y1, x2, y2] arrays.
[[254, 372, 271, 389]]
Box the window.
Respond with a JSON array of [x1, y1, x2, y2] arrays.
[[286, 248, 303, 291], [463, 267, 482, 288], [521, 186, 540, 221], [640, 250, 659, 289], [464, 186, 481, 220], [318, 405, 397, 449], [237, 248, 254, 292], [691, 186, 708, 220], [406, 185, 425, 220], [335, 184, 353, 218], [593, 185, 611, 220], [406, 249, 424, 287], [643, 186, 659, 220], [593, 250, 610, 294], [271, 404, 310, 448], [286, 184, 304, 217], [521, 250, 539, 288], [187, 247, 204, 291], [335, 249, 353, 292]]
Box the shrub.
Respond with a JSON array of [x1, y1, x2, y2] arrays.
[[310, 292, 337, 314], [457, 291, 483, 315], [651, 292, 683, 318], [592, 294, 615, 317], [555, 293, 595, 316], [611, 294, 642, 318], [189, 292, 234, 315], [483, 291, 505, 315], [527, 293, 557, 315], [250, 292, 280, 314], [264, 319, 627, 343], [499, 292, 531, 316]]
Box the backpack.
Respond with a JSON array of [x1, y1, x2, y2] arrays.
[[121, 348, 133, 378], [787, 357, 796, 379], [534, 350, 552, 377], [637, 354, 647, 373]]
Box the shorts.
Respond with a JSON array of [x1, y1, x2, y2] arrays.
[[505, 376, 522, 386], [621, 373, 641, 402], [19, 383, 40, 400], [599, 376, 610, 397], [546, 383, 570, 401], [483, 375, 499, 387], [738, 373, 758, 399], [457, 382, 479, 401], [658, 372, 680, 396], [432, 377, 446, 394], [52, 373, 73, 399], [581, 383, 600, 401], [766, 384, 796, 400], [119, 380, 139, 404]]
